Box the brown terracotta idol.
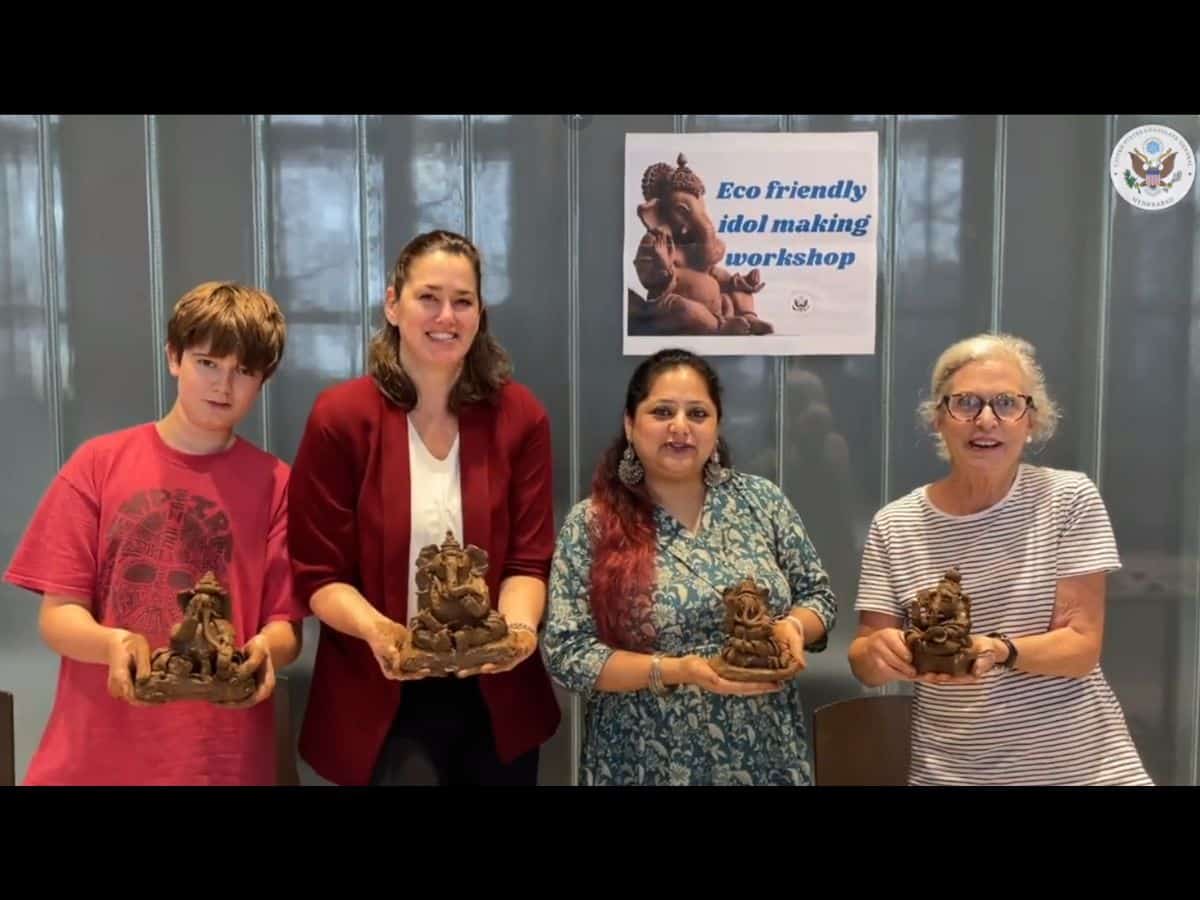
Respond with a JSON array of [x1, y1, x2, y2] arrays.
[[904, 568, 978, 676], [398, 531, 523, 676], [133, 571, 256, 704], [628, 153, 774, 337], [708, 577, 803, 683]]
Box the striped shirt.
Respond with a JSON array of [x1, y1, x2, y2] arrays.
[[856, 464, 1152, 786]]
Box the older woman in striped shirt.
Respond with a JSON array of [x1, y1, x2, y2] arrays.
[[848, 333, 1151, 785]]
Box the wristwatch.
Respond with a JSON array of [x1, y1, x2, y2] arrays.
[[987, 632, 1018, 669]]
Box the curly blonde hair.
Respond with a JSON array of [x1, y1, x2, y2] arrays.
[[917, 332, 1060, 460]]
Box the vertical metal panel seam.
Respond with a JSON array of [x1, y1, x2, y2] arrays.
[[1182, 118, 1200, 784], [877, 115, 900, 697], [566, 115, 582, 786], [144, 115, 166, 419], [1191, 402, 1200, 784], [37, 115, 64, 469], [990, 115, 1007, 332], [463, 116, 474, 241], [881, 115, 899, 509], [356, 116, 371, 368], [1094, 115, 1115, 489], [250, 116, 271, 452]]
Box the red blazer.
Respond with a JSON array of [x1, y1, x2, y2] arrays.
[[288, 375, 562, 786]]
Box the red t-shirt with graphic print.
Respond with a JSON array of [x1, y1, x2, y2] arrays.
[[4, 423, 304, 786]]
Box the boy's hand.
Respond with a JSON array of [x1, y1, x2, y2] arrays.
[[106, 629, 158, 707], [215, 634, 276, 709]]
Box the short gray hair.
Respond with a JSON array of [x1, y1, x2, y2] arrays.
[[917, 332, 1060, 460]]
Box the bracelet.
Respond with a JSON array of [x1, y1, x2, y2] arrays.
[[508, 622, 536, 636], [648, 653, 676, 696], [776, 613, 806, 644], [987, 632, 1018, 669]]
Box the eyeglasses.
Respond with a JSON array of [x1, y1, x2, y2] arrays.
[[940, 392, 1035, 423]]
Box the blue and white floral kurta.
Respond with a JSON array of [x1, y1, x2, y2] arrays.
[[542, 472, 837, 785]]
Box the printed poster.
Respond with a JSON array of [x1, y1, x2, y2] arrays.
[[624, 131, 879, 355]]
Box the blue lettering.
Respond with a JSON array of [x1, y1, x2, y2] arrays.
[[716, 181, 761, 199], [758, 180, 870, 202]]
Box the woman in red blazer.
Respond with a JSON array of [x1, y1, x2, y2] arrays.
[[288, 229, 561, 786]]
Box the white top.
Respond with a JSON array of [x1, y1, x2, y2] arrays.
[[855, 464, 1152, 785], [407, 418, 463, 624]]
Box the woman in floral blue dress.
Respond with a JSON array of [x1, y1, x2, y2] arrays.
[[542, 349, 837, 785]]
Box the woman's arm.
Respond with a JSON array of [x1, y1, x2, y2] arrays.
[[308, 582, 393, 641], [501, 402, 557, 593], [497, 575, 545, 632], [309, 581, 409, 678], [992, 477, 1119, 679], [288, 392, 366, 620], [593, 650, 774, 695], [287, 395, 412, 678], [772, 486, 838, 650], [983, 571, 1105, 678], [452, 402, 554, 678], [541, 504, 618, 694]]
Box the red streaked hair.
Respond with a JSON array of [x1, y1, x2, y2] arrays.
[[585, 349, 729, 651], [587, 441, 659, 652]]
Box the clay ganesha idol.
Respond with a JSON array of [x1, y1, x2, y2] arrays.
[[708, 577, 803, 683], [903, 567, 979, 676], [399, 531, 524, 676], [134, 571, 257, 704]]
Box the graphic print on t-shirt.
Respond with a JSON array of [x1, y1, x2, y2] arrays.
[[96, 488, 234, 638]]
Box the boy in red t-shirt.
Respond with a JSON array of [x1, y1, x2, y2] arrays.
[[4, 281, 306, 786]]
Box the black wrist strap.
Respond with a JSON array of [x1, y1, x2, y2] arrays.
[[987, 632, 1018, 669]]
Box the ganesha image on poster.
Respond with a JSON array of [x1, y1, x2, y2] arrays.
[[628, 153, 773, 336]]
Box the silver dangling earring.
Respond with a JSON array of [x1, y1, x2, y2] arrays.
[[618, 442, 644, 486], [704, 447, 730, 487]]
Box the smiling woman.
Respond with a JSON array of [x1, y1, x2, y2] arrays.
[[848, 332, 1151, 786], [287, 229, 561, 787], [367, 231, 511, 414], [541, 347, 838, 786]]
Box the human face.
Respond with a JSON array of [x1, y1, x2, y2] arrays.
[[167, 342, 263, 435], [625, 365, 719, 486], [936, 356, 1034, 476], [385, 250, 481, 373]]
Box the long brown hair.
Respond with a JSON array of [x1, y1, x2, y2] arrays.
[[367, 229, 511, 410], [587, 348, 731, 650]]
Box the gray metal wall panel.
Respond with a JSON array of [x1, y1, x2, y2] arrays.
[[0, 115, 59, 783]]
